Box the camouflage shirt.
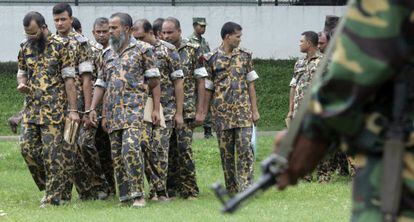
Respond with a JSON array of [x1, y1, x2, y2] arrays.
[[63, 31, 93, 112], [153, 39, 184, 121], [178, 38, 208, 120], [95, 38, 160, 133], [188, 33, 210, 54], [17, 32, 76, 125], [291, 51, 323, 117], [89, 40, 106, 114], [204, 46, 259, 131]]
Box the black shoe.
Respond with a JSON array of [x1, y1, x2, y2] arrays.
[[204, 127, 213, 139]]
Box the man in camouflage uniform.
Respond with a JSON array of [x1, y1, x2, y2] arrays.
[[90, 12, 161, 207], [162, 17, 207, 199], [52, 3, 97, 201], [133, 19, 185, 201], [90, 17, 116, 197], [17, 11, 79, 206], [204, 22, 260, 194], [152, 18, 165, 40], [188, 17, 213, 139], [287, 31, 323, 120], [286, 31, 322, 182], [275, 0, 414, 220]]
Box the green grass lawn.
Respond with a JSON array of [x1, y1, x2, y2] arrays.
[[0, 59, 294, 135], [0, 135, 351, 222]]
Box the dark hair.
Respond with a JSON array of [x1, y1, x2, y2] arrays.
[[318, 31, 330, 42], [220, 22, 242, 39], [72, 17, 81, 31], [93, 17, 108, 29], [164, 17, 180, 29], [152, 18, 164, 34], [135, 19, 152, 33], [302, 31, 319, 47], [110, 12, 133, 28], [23, 11, 46, 28], [52, 3, 72, 17]]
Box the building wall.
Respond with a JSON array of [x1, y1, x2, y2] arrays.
[[1, 5, 346, 61]]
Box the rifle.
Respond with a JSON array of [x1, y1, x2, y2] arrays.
[[211, 0, 352, 213]]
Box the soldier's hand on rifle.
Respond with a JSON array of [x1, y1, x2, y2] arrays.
[[174, 113, 184, 130], [17, 83, 30, 94], [152, 110, 160, 127], [68, 111, 80, 123], [89, 110, 98, 126], [273, 131, 329, 190]]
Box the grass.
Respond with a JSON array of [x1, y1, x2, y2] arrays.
[[0, 59, 294, 135], [0, 135, 352, 222]]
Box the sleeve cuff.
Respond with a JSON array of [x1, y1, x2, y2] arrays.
[[194, 67, 208, 79], [170, 69, 184, 79], [16, 69, 27, 78], [246, 70, 259, 82], [144, 68, 161, 78], [205, 79, 214, 90], [61, 67, 76, 79], [79, 61, 93, 74], [94, 79, 107, 88], [289, 77, 297, 87]]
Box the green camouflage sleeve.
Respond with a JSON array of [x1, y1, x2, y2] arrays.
[[78, 40, 93, 75], [142, 46, 161, 79], [245, 51, 259, 82], [203, 51, 215, 91], [194, 46, 208, 79], [302, 0, 414, 140], [168, 48, 184, 80], [60, 40, 76, 79]]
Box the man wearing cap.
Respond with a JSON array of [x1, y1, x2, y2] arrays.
[[188, 17, 213, 139]]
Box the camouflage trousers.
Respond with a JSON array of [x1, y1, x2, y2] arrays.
[[217, 127, 254, 194], [141, 121, 173, 197], [61, 127, 96, 201], [109, 127, 145, 202], [203, 109, 212, 130], [351, 150, 414, 221], [20, 123, 64, 203], [77, 126, 109, 194], [95, 123, 116, 196], [316, 150, 353, 182], [167, 120, 199, 198]]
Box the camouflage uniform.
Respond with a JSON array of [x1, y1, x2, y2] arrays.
[[204, 46, 258, 194], [167, 38, 207, 198], [18, 32, 76, 204], [290, 51, 323, 117], [60, 31, 96, 201], [300, 0, 414, 220], [141, 39, 183, 198], [188, 33, 213, 136], [95, 38, 160, 202]]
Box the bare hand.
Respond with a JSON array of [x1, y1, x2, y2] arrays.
[[68, 111, 80, 123], [17, 83, 30, 94], [152, 110, 160, 127], [89, 110, 98, 126], [252, 111, 260, 124], [82, 115, 92, 129], [286, 111, 293, 120], [195, 111, 205, 126], [174, 113, 184, 130], [101, 117, 108, 133]]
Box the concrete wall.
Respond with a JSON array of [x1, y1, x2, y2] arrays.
[[0, 5, 346, 61]]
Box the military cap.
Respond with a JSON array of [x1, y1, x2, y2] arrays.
[[324, 15, 340, 33], [193, 17, 207, 26]]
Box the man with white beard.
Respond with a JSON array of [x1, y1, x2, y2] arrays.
[[89, 12, 161, 207]]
